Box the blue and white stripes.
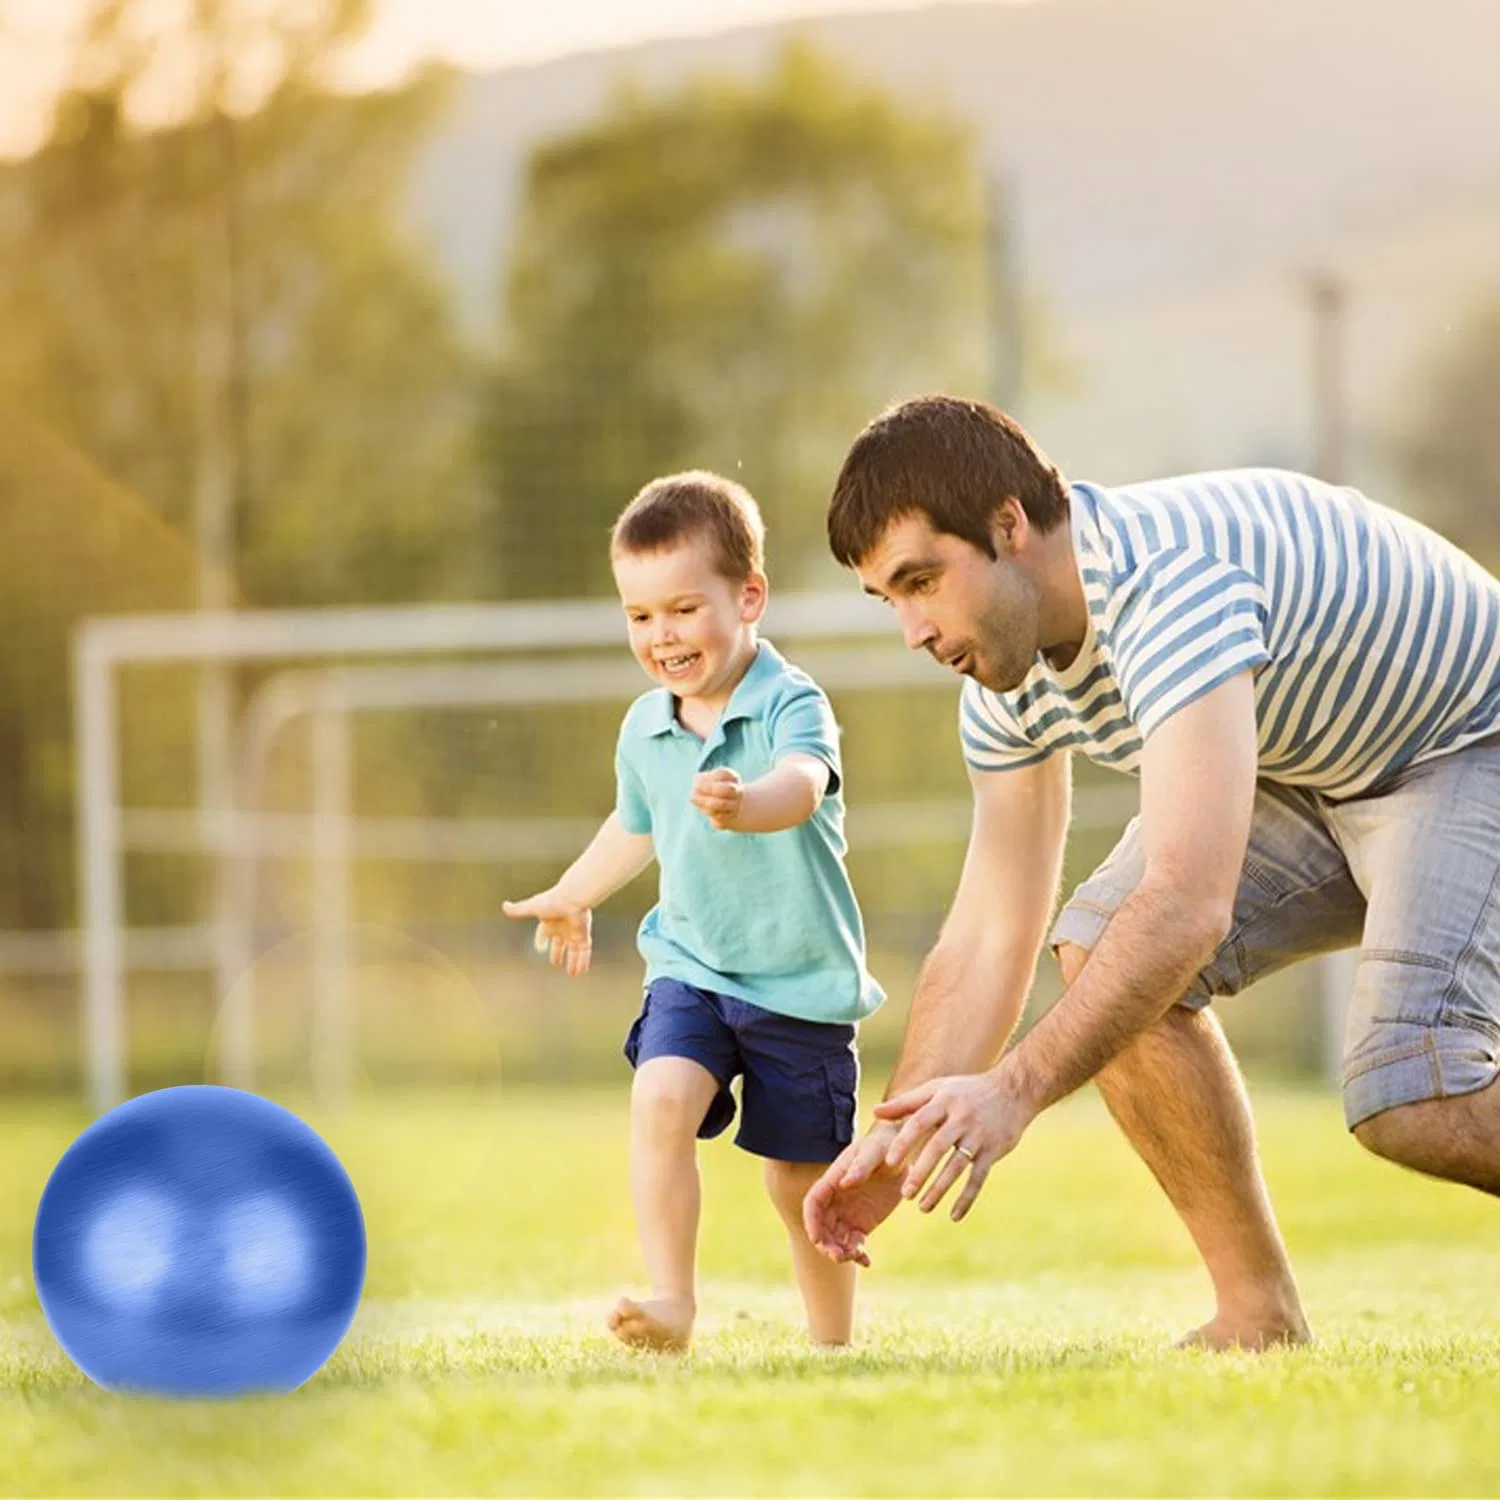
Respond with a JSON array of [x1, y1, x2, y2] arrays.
[[961, 470, 1500, 798]]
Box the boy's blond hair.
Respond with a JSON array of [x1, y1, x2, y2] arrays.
[[611, 471, 766, 582]]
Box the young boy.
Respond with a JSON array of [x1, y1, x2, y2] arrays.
[[503, 471, 884, 1352]]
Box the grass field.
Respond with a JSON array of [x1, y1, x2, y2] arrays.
[[3, 1084, 1499, 1495]]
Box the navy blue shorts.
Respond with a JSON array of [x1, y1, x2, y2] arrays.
[[622, 978, 859, 1164]]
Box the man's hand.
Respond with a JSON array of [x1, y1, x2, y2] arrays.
[[691, 767, 745, 830], [802, 1121, 908, 1266], [501, 888, 593, 976], [873, 1064, 1037, 1221]]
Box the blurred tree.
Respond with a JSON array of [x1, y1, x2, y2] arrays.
[[481, 41, 992, 599], [0, 0, 477, 937], [1394, 293, 1500, 568], [0, 0, 477, 608], [0, 406, 201, 931]]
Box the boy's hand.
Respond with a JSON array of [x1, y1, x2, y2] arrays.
[[691, 767, 746, 831], [501, 889, 593, 976]]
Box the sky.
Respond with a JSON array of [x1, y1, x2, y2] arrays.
[[0, 0, 1018, 158]]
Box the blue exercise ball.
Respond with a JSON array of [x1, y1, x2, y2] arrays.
[[33, 1085, 366, 1397]]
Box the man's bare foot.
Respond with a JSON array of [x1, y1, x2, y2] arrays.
[[607, 1295, 695, 1352], [1175, 1311, 1311, 1352]]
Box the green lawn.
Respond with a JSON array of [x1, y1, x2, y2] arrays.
[[3, 1085, 1498, 1495]]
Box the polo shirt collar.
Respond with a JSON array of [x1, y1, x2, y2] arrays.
[[640, 638, 783, 738]]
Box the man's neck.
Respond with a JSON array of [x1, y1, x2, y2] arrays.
[[1036, 521, 1089, 671]]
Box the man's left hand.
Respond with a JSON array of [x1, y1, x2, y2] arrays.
[[873, 1066, 1037, 1220]]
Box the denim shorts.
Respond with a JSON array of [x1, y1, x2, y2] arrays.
[[1049, 736, 1500, 1130], [623, 978, 859, 1163]]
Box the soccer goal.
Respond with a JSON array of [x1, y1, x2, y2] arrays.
[[74, 592, 1146, 1114]]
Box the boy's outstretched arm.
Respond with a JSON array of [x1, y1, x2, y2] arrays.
[[692, 753, 831, 833], [502, 813, 654, 976]]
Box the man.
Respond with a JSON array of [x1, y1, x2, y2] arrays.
[[803, 394, 1500, 1349]]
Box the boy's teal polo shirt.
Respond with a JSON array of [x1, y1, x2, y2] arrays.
[[614, 639, 884, 1025]]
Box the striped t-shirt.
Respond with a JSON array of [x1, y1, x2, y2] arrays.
[[960, 470, 1500, 799]]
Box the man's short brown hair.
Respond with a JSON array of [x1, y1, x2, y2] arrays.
[[827, 395, 1070, 567], [612, 470, 766, 581]]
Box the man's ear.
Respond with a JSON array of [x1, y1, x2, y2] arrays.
[[990, 496, 1028, 556]]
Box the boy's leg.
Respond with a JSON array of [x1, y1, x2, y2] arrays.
[[609, 1054, 723, 1352], [764, 1158, 857, 1345], [731, 1000, 861, 1343], [615, 980, 741, 1351]]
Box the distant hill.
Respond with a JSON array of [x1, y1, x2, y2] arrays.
[[404, 0, 1500, 495]]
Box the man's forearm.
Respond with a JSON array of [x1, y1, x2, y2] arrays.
[[885, 939, 1038, 1097], [1003, 880, 1225, 1114]]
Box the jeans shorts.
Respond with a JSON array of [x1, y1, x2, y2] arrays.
[[623, 977, 859, 1163], [1048, 736, 1500, 1130]]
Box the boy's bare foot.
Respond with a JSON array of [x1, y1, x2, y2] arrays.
[[607, 1295, 695, 1352]]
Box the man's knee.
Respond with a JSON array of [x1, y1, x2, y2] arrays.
[[1351, 1110, 1402, 1162], [1351, 1097, 1448, 1169]]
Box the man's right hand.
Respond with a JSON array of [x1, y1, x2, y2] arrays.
[[802, 1121, 908, 1267], [501, 889, 593, 977]]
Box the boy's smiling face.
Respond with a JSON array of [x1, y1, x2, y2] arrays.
[[613, 533, 766, 710]]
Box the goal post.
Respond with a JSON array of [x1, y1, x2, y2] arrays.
[[77, 594, 1132, 1113]]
